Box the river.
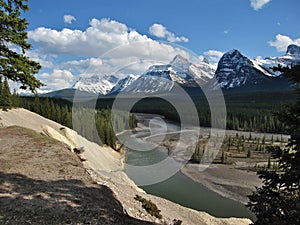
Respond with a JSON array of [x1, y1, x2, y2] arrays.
[[120, 114, 256, 221]]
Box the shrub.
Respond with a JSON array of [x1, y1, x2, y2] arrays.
[[134, 195, 162, 219], [173, 219, 183, 225]]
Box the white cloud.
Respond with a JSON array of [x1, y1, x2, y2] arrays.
[[203, 50, 224, 65], [149, 23, 189, 43], [268, 34, 300, 52], [250, 0, 271, 10], [64, 14, 76, 24], [223, 30, 229, 34], [25, 50, 55, 68], [28, 18, 189, 60], [28, 18, 196, 91], [39, 69, 75, 91], [61, 56, 172, 80]]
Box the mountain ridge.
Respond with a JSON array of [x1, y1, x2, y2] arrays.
[[64, 44, 300, 95]]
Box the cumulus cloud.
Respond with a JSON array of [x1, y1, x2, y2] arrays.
[[64, 14, 76, 24], [250, 0, 271, 10], [39, 69, 75, 91], [25, 50, 55, 69], [28, 18, 196, 91], [203, 50, 224, 65], [268, 34, 300, 52], [28, 18, 188, 60], [149, 23, 189, 43]]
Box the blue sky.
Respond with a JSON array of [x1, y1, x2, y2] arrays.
[[17, 0, 300, 92]]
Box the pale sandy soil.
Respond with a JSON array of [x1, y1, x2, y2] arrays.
[[0, 126, 155, 225], [181, 164, 263, 205], [0, 109, 252, 225]]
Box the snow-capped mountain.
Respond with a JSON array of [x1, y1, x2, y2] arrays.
[[170, 55, 215, 82], [214, 49, 270, 88], [108, 74, 139, 94], [285, 44, 300, 58], [72, 45, 300, 94], [120, 55, 215, 94], [215, 44, 300, 89], [255, 44, 300, 77], [121, 65, 175, 94], [73, 75, 119, 95]]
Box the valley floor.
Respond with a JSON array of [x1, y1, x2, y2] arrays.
[[0, 109, 252, 225], [181, 164, 262, 205], [137, 115, 286, 205]]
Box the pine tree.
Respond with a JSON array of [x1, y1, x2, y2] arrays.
[[267, 155, 271, 169], [32, 95, 41, 114], [55, 104, 62, 124], [11, 88, 20, 107], [0, 0, 43, 92], [247, 148, 252, 158], [61, 105, 71, 128], [227, 136, 231, 152], [50, 100, 56, 121], [2, 77, 12, 110], [0, 76, 3, 106], [248, 64, 300, 224], [42, 97, 51, 119]]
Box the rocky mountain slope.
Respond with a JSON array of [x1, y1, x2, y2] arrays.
[[214, 49, 272, 88], [214, 44, 300, 89], [109, 74, 139, 94]]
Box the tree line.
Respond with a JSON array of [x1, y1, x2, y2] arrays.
[[126, 95, 290, 134]]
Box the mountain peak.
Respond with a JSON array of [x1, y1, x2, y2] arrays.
[[226, 49, 243, 56], [171, 55, 189, 62], [170, 55, 191, 74], [170, 55, 190, 66], [286, 44, 300, 57], [215, 49, 263, 88]]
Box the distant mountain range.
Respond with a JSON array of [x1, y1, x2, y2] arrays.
[[215, 44, 300, 89], [66, 44, 300, 96], [73, 74, 119, 95]]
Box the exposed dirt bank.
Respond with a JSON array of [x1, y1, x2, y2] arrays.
[[0, 126, 154, 225]]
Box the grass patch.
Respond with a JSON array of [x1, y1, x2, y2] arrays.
[[134, 195, 162, 219]]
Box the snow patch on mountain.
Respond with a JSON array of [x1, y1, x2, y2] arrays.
[[121, 55, 216, 94], [109, 74, 139, 94], [73, 75, 119, 95], [123, 72, 174, 94]]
